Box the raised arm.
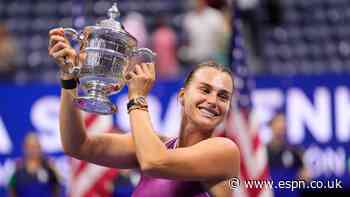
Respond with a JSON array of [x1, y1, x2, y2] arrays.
[[48, 28, 138, 169], [59, 89, 138, 168]]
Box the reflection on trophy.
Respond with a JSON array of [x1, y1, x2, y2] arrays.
[[63, 2, 156, 115]]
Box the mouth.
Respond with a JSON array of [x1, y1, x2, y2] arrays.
[[198, 106, 219, 118]]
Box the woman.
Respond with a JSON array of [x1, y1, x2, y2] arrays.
[[48, 28, 239, 196], [8, 133, 60, 197]]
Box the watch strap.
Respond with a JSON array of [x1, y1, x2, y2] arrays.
[[60, 78, 78, 89]]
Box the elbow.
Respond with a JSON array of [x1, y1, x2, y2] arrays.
[[139, 157, 166, 176], [61, 143, 85, 159], [62, 145, 78, 158], [59, 129, 88, 159], [62, 146, 86, 160], [140, 160, 159, 174], [140, 163, 152, 174], [139, 149, 169, 175]]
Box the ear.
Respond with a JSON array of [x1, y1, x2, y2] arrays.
[[178, 88, 185, 106]]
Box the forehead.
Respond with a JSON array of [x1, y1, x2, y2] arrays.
[[191, 67, 233, 92]]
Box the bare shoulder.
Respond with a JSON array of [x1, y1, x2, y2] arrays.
[[200, 137, 240, 178], [199, 137, 239, 153]]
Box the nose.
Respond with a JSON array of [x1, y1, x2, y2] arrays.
[[206, 93, 217, 105]]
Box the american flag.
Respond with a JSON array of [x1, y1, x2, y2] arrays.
[[69, 113, 118, 197], [216, 4, 273, 197]]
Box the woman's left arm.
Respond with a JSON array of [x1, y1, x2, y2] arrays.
[[131, 109, 239, 181], [127, 63, 240, 181]]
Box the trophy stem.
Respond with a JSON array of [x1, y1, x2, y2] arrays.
[[87, 88, 107, 100], [73, 82, 117, 115]]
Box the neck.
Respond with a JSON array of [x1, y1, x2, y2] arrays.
[[178, 116, 212, 147]]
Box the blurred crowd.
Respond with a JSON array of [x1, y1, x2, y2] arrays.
[[1, 0, 350, 82], [0, 0, 231, 83], [0, 23, 17, 80]]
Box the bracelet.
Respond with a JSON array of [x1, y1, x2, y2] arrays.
[[126, 96, 148, 111], [60, 78, 78, 89], [127, 105, 148, 114]]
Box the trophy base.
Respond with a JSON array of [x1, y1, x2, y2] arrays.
[[73, 96, 117, 115]]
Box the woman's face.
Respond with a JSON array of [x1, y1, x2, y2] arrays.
[[24, 135, 42, 159], [180, 67, 233, 131]]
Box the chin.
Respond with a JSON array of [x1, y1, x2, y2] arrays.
[[193, 116, 220, 131]]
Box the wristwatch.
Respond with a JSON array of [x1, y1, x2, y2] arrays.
[[127, 96, 148, 113]]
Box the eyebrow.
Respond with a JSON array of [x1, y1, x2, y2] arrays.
[[199, 82, 232, 95]]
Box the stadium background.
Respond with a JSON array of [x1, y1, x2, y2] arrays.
[[0, 0, 350, 196]]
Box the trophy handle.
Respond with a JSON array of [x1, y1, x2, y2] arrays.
[[125, 48, 156, 76], [63, 28, 83, 77], [132, 48, 156, 63], [63, 28, 80, 40]]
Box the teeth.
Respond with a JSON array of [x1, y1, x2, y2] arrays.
[[199, 108, 216, 117]]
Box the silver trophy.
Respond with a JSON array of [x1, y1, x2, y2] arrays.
[[62, 2, 155, 115]]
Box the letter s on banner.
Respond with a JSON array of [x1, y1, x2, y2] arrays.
[[31, 96, 62, 153]]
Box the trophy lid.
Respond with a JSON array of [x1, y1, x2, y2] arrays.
[[95, 2, 137, 47], [98, 2, 123, 31]]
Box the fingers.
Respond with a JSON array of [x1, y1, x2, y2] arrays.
[[49, 28, 64, 37], [50, 47, 75, 60], [48, 35, 69, 49], [49, 41, 70, 56], [49, 46, 76, 68], [135, 64, 145, 75], [125, 64, 146, 80], [125, 70, 137, 80], [48, 28, 76, 67], [126, 62, 156, 97], [50, 35, 68, 43], [48, 28, 69, 51], [146, 63, 155, 79], [141, 63, 155, 81], [125, 63, 155, 80]]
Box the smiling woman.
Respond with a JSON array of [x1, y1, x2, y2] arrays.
[[48, 27, 240, 197], [131, 61, 238, 197], [179, 61, 234, 133]]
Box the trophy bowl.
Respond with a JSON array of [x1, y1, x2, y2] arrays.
[[62, 2, 155, 115]]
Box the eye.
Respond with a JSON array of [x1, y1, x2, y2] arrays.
[[218, 94, 230, 102], [199, 87, 210, 94]]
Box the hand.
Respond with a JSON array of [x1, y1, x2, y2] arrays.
[[126, 63, 156, 99], [48, 28, 77, 79]]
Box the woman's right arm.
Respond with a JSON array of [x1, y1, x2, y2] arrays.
[[49, 28, 138, 169], [60, 89, 139, 169]]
